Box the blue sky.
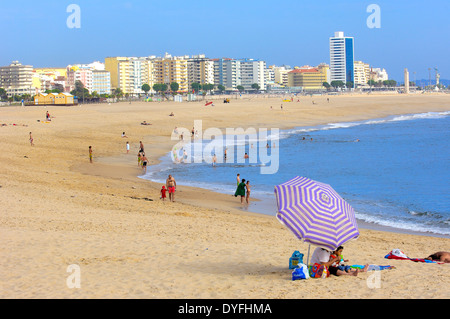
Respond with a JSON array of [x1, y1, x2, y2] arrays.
[[0, 0, 448, 81]]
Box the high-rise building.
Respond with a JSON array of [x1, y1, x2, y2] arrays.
[[353, 61, 370, 87], [0, 61, 34, 97], [92, 70, 111, 95], [213, 58, 241, 90], [187, 55, 215, 88], [239, 58, 266, 91], [330, 31, 355, 87], [152, 53, 188, 92], [105, 57, 154, 95]]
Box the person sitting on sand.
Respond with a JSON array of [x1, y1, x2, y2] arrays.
[[122, 132, 128, 138], [310, 247, 368, 277], [425, 251, 450, 263], [169, 112, 174, 116], [330, 246, 352, 273], [141, 121, 151, 125]]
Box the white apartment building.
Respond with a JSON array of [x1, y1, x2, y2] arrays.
[[214, 58, 241, 90], [240, 59, 266, 91], [0, 61, 34, 97], [370, 67, 389, 82], [187, 55, 215, 88]]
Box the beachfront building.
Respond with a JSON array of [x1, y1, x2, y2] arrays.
[[287, 64, 328, 91], [213, 58, 241, 90], [105, 57, 153, 95], [66, 65, 93, 93], [265, 67, 275, 86], [152, 53, 188, 92], [32, 68, 67, 92], [34, 92, 75, 106], [272, 65, 292, 86], [353, 61, 370, 87], [369, 67, 389, 82], [187, 55, 215, 89], [92, 70, 111, 95], [239, 58, 266, 91], [0, 61, 35, 97], [330, 31, 355, 87]]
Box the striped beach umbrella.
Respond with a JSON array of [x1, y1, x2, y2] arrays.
[[274, 176, 359, 252]]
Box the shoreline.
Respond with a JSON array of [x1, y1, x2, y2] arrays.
[[136, 110, 450, 239]]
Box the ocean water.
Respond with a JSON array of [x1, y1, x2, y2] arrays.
[[142, 111, 450, 237]]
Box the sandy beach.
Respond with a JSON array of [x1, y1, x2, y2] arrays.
[[0, 93, 449, 299]]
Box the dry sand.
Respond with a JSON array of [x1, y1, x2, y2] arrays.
[[0, 93, 449, 299]]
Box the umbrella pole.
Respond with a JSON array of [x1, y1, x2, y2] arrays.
[[306, 244, 311, 266]]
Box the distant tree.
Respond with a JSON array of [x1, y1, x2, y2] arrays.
[[322, 82, 331, 89], [70, 80, 90, 102], [191, 83, 201, 93], [217, 84, 225, 93], [141, 83, 150, 94], [346, 81, 354, 89], [203, 83, 214, 94], [153, 83, 162, 93], [330, 80, 345, 88], [0, 87, 7, 100], [383, 80, 397, 87], [251, 83, 260, 92], [236, 85, 245, 93], [113, 88, 123, 101], [367, 79, 377, 87], [170, 82, 179, 94]]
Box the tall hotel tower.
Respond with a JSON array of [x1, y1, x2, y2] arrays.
[[330, 31, 355, 88]]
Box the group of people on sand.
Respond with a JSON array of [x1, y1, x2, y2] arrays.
[[234, 173, 251, 204], [310, 246, 370, 277]]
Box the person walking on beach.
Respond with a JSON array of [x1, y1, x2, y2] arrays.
[[139, 141, 144, 153], [234, 178, 246, 204], [29, 132, 34, 146], [141, 153, 148, 173], [245, 180, 251, 204], [212, 154, 217, 167], [89, 146, 93, 163], [236, 174, 240, 186], [160, 185, 167, 201], [166, 175, 176, 202], [126, 141, 130, 154]]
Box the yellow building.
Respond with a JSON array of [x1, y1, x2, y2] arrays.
[[54, 92, 75, 105], [34, 92, 75, 105], [287, 65, 328, 90], [153, 56, 188, 92], [106, 57, 154, 94]]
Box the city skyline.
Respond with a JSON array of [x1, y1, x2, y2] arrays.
[[0, 0, 449, 81]]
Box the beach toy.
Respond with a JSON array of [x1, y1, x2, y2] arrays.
[[289, 251, 304, 269]]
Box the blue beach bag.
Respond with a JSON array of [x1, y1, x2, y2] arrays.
[[292, 263, 310, 280], [289, 251, 304, 269]]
